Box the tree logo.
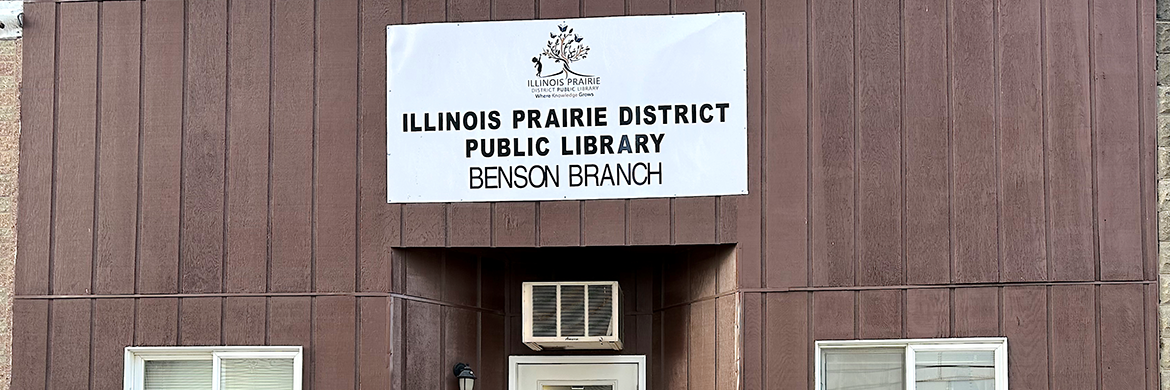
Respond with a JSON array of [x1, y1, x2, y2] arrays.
[[532, 23, 593, 78]]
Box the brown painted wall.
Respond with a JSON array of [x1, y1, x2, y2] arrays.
[[12, 0, 1158, 389]]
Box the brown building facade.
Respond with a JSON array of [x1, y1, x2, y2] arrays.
[[9, 0, 1159, 389]]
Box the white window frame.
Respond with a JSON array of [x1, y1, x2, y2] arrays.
[[814, 337, 1007, 390], [123, 346, 303, 390]]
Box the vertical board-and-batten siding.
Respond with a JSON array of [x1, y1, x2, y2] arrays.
[[11, 0, 1157, 390]]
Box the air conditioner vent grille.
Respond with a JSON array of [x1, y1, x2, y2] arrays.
[[531, 285, 558, 337], [587, 284, 613, 337], [561, 285, 586, 336], [523, 281, 622, 351]]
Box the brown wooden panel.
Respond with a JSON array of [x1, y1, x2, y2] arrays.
[[315, 296, 358, 389], [316, 0, 360, 293], [181, 0, 227, 293], [1050, 285, 1095, 389], [762, 0, 807, 290], [483, 257, 505, 310], [662, 305, 688, 390], [902, 0, 950, 285], [638, 313, 654, 359], [224, 0, 272, 294], [950, 0, 999, 284], [180, 297, 222, 345], [1002, 286, 1047, 390], [405, 0, 446, 23], [406, 300, 442, 390], [812, 291, 854, 340], [136, 298, 178, 346], [11, 300, 48, 390], [53, 2, 98, 296], [715, 295, 736, 390], [689, 249, 717, 300], [270, 0, 314, 292], [764, 292, 808, 390], [953, 287, 998, 336], [855, 0, 902, 287], [405, 248, 442, 300], [858, 290, 901, 339], [584, 0, 624, 16], [1099, 284, 1145, 389], [493, 0, 536, 19], [448, 204, 491, 247], [539, 0, 581, 18], [717, 197, 737, 245], [997, 0, 1046, 282], [95, 1, 142, 295], [269, 297, 312, 387], [735, 0, 763, 288], [93, 299, 135, 389], [676, 197, 716, 245], [269, 296, 313, 347], [1092, 0, 1143, 281], [675, 0, 715, 13], [583, 200, 625, 246], [445, 251, 478, 306], [905, 288, 949, 338], [495, 202, 537, 247], [740, 293, 762, 390], [630, 0, 669, 14], [15, 2, 54, 295], [224, 297, 266, 346], [444, 307, 478, 390], [481, 313, 506, 390], [809, 0, 855, 287], [404, 203, 447, 247], [1141, 0, 1157, 286], [359, 297, 391, 390], [538, 201, 581, 246], [138, 0, 184, 294], [449, 0, 490, 21], [1044, 0, 1094, 281], [664, 257, 687, 306], [715, 246, 736, 294], [689, 300, 715, 390], [359, 0, 403, 292], [652, 311, 663, 390], [49, 300, 90, 389], [629, 199, 670, 245]]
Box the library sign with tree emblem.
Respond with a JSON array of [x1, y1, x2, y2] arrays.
[[386, 13, 747, 203]]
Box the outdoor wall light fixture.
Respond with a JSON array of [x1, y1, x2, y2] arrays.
[[453, 362, 477, 390]]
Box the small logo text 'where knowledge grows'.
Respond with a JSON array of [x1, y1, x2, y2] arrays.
[[528, 23, 602, 99]]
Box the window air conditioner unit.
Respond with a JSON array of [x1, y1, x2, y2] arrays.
[[522, 281, 623, 351]]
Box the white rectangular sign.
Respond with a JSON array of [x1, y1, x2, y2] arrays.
[[387, 13, 747, 203]]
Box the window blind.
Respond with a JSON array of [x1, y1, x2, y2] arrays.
[[144, 360, 213, 390], [220, 358, 295, 390]]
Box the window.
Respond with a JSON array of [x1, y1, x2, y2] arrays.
[[815, 338, 1007, 390], [123, 346, 302, 390]]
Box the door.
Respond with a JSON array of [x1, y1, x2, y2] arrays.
[[510, 356, 645, 390]]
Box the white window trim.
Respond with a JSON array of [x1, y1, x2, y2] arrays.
[[814, 337, 1007, 390], [123, 346, 303, 390]]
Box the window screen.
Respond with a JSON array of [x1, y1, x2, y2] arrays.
[[144, 360, 213, 390], [220, 358, 296, 390], [823, 348, 905, 390]]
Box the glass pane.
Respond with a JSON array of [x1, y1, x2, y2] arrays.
[[914, 350, 995, 390], [220, 358, 296, 390], [144, 360, 213, 390], [542, 386, 614, 390], [824, 348, 905, 390]]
